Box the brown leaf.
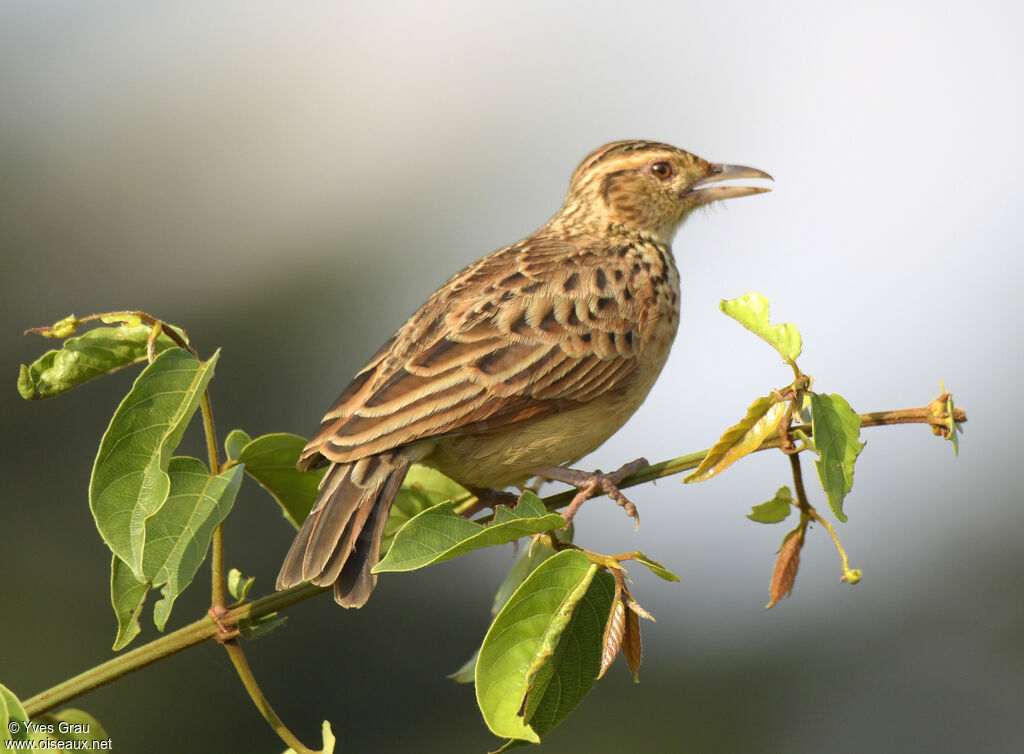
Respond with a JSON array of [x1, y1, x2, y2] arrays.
[[622, 593, 655, 622], [622, 603, 642, 682], [766, 529, 803, 608], [599, 590, 626, 679]]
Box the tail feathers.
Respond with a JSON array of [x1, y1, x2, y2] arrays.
[[277, 449, 413, 607]]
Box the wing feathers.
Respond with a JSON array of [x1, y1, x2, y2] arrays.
[[303, 238, 654, 466]]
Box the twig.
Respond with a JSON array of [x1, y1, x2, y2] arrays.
[[222, 641, 321, 754]]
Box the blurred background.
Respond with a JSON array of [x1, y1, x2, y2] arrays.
[[3, 1, 1022, 751]]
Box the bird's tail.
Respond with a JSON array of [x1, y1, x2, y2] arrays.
[[276, 448, 413, 607]]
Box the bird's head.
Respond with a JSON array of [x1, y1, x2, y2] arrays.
[[559, 140, 772, 245]]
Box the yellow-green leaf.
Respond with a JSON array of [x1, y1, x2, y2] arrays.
[[227, 568, 255, 602], [631, 552, 680, 581], [685, 395, 787, 482], [721, 292, 802, 363], [18, 324, 185, 399], [285, 720, 335, 754], [748, 486, 794, 523]]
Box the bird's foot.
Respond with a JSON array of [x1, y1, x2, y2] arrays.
[[536, 457, 649, 528], [460, 486, 520, 520]]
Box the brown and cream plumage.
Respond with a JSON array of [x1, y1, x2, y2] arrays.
[[277, 140, 771, 606]]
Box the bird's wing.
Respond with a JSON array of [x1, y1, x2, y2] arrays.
[[299, 236, 660, 468]]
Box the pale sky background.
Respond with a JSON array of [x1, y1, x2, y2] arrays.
[[3, 2, 1022, 752]]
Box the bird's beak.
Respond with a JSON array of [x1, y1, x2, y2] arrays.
[[683, 163, 773, 203]]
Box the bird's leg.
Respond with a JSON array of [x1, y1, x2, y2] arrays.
[[535, 457, 649, 528], [459, 486, 520, 520]]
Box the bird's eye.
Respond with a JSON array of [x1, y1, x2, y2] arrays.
[[649, 161, 673, 180]]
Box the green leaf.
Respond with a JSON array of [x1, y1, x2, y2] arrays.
[[373, 491, 564, 574], [89, 348, 219, 577], [492, 543, 559, 616], [147, 459, 244, 629], [29, 709, 109, 744], [18, 324, 186, 400], [684, 395, 788, 482], [522, 569, 615, 739], [285, 720, 335, 754], [475, 550, 604, 743], [448, 649, 480, 685], [108, 460, 244, 642], [227, 568, 255, 602], [0, 683, 28, 743], [748, 486, 794, 523], [631, 552, 680, 581], [451, 544, 558, 685], [382, 464, 470, 555], [810, 393, 864, 522], [224, 429, 252, 461], [234, 433, 325, 529], [110, 555, 149, 650], [721, 292, 802, 363]]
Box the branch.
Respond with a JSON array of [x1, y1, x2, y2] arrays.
[[222, 640, 322, 754], [200, 392, 228, 616], [21, 394, 965, 718], [22, 583, 325, 718], [540, 394, 966, 512]]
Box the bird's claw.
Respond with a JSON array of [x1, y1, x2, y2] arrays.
[[536, 457, 648, 529], [459, 487, 520, 519]]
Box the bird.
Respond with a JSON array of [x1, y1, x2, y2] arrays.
[[277, 140, 771, 607]]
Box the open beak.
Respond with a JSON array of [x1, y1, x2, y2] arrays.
[[684, 163, 773, 204]]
